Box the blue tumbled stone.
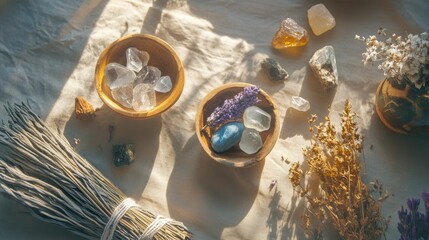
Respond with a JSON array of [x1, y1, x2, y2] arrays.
[[210, 122, 244, 153]]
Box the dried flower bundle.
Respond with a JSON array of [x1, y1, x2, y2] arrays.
[[0, 103, 191, 240], [202, 85, 260, 131], [356, 29, 429, 90], [397, 191, 429, 239], [288, 100, 389, 239]]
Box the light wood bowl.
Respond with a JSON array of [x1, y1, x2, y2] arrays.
[[95, 34, 184, 119], [196, 82, 280, 167]]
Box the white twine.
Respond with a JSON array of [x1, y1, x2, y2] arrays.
[[101, 198, 179, 240], [138, 216, 175, 240], [101, 198, 139, 240]]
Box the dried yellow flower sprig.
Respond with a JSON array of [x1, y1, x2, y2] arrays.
[[288, 100, 389, 240]]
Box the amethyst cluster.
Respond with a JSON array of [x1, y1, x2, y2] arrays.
[[398, 191, 429, 240], [206, 86, 260, 129]]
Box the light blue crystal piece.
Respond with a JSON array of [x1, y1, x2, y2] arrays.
[[210, 122, 244, 153]]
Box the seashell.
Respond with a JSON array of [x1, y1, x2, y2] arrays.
[[75, 96, 95, 120]]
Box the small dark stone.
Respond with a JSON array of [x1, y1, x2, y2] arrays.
[[261, 58, 289, 81], [112, 144, 136, 167]]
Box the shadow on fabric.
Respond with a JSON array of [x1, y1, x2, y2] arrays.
[[141, 0, 168, 34], [362, 110, 429, 198], [165, 133, 263, 239], [280, 65, 336, 140], [0, 1, 110, 239], [0, 0, 107, 117], [64, 104, 162, 200], [0, 0, 108, 118]]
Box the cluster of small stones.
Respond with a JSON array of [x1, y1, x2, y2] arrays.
[[95, 4, 338, 166], [271, 4, 335, 49], [266, 3, 337, 111], [104, 47, 172, 112], [210, 106, 271, 155]]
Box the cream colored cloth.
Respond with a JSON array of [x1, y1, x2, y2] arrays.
[[0, 0, 428, 239]]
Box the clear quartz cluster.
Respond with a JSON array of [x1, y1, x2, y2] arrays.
[[104, 47, 172, 111], [239, 106, 271, 154]]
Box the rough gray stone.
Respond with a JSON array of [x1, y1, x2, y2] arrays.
[[261, 58, 289, 81], [309, 45, 338, 90]]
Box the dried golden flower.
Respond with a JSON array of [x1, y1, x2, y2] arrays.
[[288, 162, 302, 189], [288, 100, 389, 239]]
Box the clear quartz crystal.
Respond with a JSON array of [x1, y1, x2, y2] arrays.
[[239, 128, 263, 154], [243, 106, 271, 132], [111, 84, 133, 108], [135, 66, 161, 86], [154, 76, 172, 93], [104, 63, 136, 89], [132, 83, 156, 111], [135, 66, 148, 84], [126, 47, 150, 72], [291, 96, 310, 112]]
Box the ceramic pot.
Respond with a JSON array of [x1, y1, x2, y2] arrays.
[[375, 77, 429, 135]]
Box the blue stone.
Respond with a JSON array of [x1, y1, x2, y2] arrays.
[[210, 122, 244, 153]]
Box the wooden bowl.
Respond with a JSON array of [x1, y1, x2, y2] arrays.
[[95, 34, 184, 119], [195, 82, 280, 167]]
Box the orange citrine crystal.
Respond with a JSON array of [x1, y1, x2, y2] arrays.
[[272, 18, 309, 49]]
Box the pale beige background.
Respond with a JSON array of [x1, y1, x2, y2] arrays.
[[0, 0, 428, 239]]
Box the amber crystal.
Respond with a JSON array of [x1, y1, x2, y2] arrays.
[[272, 18, 308, 49]]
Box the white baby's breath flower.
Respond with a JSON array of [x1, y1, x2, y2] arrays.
[[357, 30, 429, 90]]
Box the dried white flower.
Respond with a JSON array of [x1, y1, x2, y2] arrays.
[[357, 30, 429, 90]]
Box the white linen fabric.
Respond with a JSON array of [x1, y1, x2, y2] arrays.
[[0, 0, 428, 239]]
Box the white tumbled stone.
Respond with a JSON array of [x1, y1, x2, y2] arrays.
[[307, 4, 336, 36], [239, 128, 263, 154], [243, 106, 271, 132]]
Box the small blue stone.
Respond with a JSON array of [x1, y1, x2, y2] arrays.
[[210, 122, 244, 153]]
